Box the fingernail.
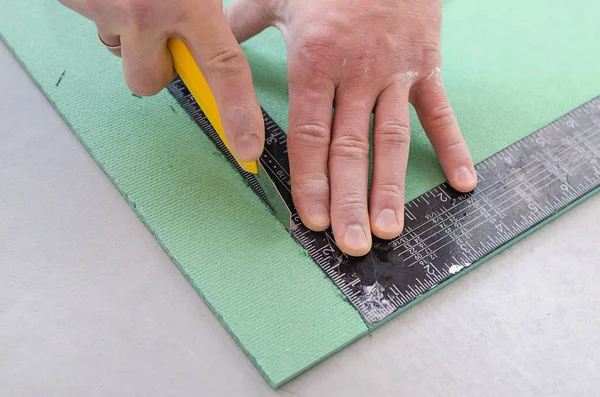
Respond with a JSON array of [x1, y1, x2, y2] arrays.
[[235, 133, 261, 161], [457, 166, 476, 186], [344, 225, 369, 252], [375, 208, 399, 234], [307, 204, 330, 229]]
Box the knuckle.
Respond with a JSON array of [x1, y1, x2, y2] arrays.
[[207, 46, 247, 78], [444, 140, 469, 154], [288, 61, 333, 93], [377, 121, 411, 147], [337, 191, 368, 213], [293, 27, 339, 68], [290, 122, 331, 148], [415, 40, 441, 70], [301, 30, 335, 56], [427, 104, 456, 130], [330, 134, 369, 161], [125, 0, 154, 29], [372, 182, 404, 201], [349, 47, 378, 80], [292, 172, 329, 206], [420, 40, 441, 57]]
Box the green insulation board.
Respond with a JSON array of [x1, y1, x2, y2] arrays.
[[1, 0, 599, 388]]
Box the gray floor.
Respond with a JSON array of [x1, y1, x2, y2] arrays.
[[1, 41, 599, 397]]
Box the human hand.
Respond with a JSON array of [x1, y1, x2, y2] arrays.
[[59, 0, 265, 162], [226, 0, 478, 256]]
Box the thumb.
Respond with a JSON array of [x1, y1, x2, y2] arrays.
[[224, 0, 275, 43], [181, 11, 265, 162]]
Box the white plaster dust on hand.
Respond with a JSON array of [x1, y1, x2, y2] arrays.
[[223, 0, 477, 257], [402, 71, 420, 87], [426, 66, 443, 87]]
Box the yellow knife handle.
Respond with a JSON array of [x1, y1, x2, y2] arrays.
[[167, 37, 259, 175]]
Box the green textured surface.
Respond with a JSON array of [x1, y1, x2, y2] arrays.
[[0, 1, 368, 387], [1, 0, 599, 388]]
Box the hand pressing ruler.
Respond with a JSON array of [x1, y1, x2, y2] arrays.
[[168, 78, 600, 325]]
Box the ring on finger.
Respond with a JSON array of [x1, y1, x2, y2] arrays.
[[98, 32, 121, 50]]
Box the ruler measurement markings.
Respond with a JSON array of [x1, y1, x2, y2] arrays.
[[430, 262, 444, 279], [397, 129, 600, 255], [169, 80, 600, 325], [407, 285, 418, 296], [404, 156, 595, 268], [407, 166, 589, 268], [393, 125, 600, 252], [399, 144, 599, 262]]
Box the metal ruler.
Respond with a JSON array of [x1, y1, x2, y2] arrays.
[[169, 78, 600, 326]]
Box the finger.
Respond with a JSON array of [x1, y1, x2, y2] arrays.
[[97, 24, 121, 57], [120, 33, 175, 96], [224, 0, 275, 43], [329, 91, 375, 257], [410, 74, 477, 192], [370, 84, 411, 240], [181, 12, 264, 162], [287, 62, 335, 232]]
